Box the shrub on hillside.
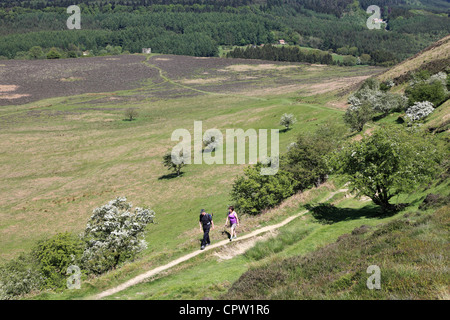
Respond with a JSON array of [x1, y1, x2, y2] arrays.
[[32, 232, 84, 289], [380, 79, 395, 92], [405, 101, 435, 122], [343, 102, 374, 132], [231, 163, 295, 215], [349, 87, 407, 116], [405, 75, 448, 107], [328, 125, 443, 211], [359, 78, 380, 91], [81, 197, 155, 274], [0, 253, 43, 300], [0, 197, 155, 298], [281, 122, 346, 191]]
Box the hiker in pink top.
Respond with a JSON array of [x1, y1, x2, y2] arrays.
[[224, 206, 239, 241]]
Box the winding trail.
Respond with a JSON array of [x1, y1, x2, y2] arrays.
[[92, 209, 308, 300], [141, 55, 267, 101]]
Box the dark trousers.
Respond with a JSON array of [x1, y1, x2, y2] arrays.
[[201, 225, 211, 247]]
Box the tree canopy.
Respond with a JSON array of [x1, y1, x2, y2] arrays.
[[328, 126, 443, 211]]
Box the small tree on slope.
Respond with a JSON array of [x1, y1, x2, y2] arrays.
[[81, 197, 155, 274], [328, 126, 443, 211]]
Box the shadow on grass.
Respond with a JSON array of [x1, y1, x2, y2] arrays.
[[158, 172, 184, 180], [280, 128, 292, 133], [372, 113, 388, 122], [304, 203, 395, 225]]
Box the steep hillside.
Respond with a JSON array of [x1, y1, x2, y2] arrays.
[[225, 203, 449, 300], [377, 34, 450, 83]]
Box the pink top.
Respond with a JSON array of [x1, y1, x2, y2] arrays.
[[228, 211, 237, 224]]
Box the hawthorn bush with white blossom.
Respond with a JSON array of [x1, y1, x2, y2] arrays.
[[280, 113, 297, 130], [202, 130, 223, 152], [405, 101, 435, 122], [344, 78, 408, 132], [348, 85, 407, 116], [81, 197, 155, 274]]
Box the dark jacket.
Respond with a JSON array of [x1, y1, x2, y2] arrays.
[[199, 213, 212, 228]]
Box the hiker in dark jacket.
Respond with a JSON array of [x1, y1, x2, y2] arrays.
[[199, 209, 214, 250]]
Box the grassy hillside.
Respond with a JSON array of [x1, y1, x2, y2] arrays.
[[226, 201, 449, 300]]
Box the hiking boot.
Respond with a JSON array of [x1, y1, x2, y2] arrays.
[[201, 246, 205, 250]]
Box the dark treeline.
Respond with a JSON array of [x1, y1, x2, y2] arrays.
[[263, 0, 355, 17], [227, 44, 334, 65], [0, 0, 256, 10], [0, 11, 280, 58], [0, 0, 449, 63]]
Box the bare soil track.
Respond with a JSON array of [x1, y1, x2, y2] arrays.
[[93, 209, 308, 300]]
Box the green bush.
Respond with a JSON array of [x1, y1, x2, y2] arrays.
[[32, 232, 84, 289], [343, 102, 374, 132], [328, 126, 443, 211], [28, 46, 44, 59], [0, 253, 43, 299], [231, 163, 295, 215], [281, 122, 346, 190], [46, 48, 61, 59], [405, 80, 448, 107], [342, 55, 357, 66], [67, 51, 77, 58]]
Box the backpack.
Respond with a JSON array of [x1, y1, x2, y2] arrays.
[[200, 213, 213, 226]]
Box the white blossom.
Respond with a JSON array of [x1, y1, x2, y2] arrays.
[[406, 101, 435, 122]]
